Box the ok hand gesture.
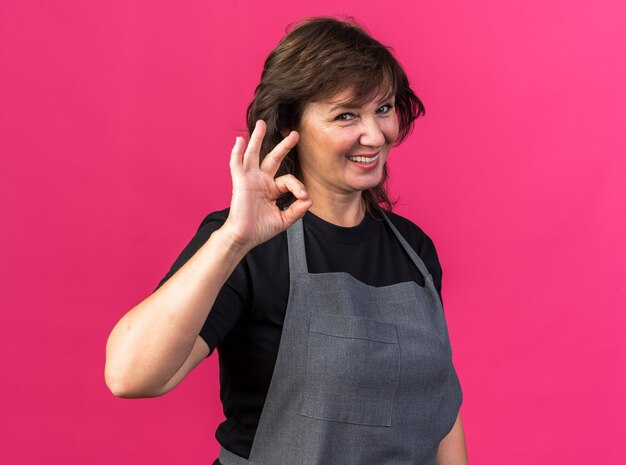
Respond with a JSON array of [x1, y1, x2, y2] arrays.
[[221, 120, 312, 252]]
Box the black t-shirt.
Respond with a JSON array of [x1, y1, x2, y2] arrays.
[[154, 207, 444, 463]]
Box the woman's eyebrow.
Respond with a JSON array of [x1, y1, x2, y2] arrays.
[[327, 102, 356, 113], [327, 95, 396, 113]]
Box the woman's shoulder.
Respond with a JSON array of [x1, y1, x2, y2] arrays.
[[196, 207, 230, 231], [196, 207, 287, 248], [382, 209, 444, 294], [382, 210, 438, 253], [152, 207, 232, 293]]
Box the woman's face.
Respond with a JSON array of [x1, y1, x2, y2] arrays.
[[296, 88, 399, 199]]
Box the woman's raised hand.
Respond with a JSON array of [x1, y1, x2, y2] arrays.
[[221, 120, 312, 251]]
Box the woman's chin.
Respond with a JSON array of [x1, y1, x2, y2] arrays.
[[348, 172, 385, 193]]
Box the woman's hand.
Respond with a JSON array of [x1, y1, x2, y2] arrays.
[[221, 120, 312, 251]]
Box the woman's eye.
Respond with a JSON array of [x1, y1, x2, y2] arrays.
[[335, 113, 355, 121], [377, 104, 393, 114]]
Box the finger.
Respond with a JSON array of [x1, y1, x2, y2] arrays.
[[273, 174, 309, 200], [242, 120, 266, 171], [260, 131, 299, 177], [229, 136, 245, 173], [281, 198, 313, 228]]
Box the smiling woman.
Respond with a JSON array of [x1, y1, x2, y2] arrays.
[[105, 16, 467, 465]]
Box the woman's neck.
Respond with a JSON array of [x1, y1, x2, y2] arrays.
[[307, 191, 366, 227]]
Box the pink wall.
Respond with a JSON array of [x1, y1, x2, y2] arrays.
[[1, 1, 624, 463]]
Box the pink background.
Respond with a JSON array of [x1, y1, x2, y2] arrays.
[[1, 1, 625, 463]]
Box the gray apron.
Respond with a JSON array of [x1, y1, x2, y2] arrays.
[[220, 213, 462, 465]]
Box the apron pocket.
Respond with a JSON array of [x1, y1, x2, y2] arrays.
[[300, 312, 400, 427]]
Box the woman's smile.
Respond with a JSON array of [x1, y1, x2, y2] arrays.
[[347, 152, 381, 168]]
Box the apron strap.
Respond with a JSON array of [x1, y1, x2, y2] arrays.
[[286, 218, 308, 275], [380, 211, 433, 284]]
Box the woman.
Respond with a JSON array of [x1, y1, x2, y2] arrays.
[[105, 17, 467, 465]]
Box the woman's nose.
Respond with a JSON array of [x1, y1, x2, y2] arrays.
[[358, 118, 386, 148]]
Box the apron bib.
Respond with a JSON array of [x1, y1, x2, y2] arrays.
[[220, 213, 462, 465]]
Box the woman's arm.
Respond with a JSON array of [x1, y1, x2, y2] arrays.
[[105, 228, 249, 398], [435, 412, 469, 465], [105, 121, 311, 398]]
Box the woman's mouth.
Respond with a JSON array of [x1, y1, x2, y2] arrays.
[[347, 154, 380, 165]]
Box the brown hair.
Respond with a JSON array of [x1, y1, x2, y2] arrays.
[[246, 17, 425, 212]]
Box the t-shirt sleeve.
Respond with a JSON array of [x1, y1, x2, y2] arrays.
[[152, 210, 250, 356]]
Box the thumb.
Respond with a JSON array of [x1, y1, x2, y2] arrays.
[[280, 198, 313, 229]]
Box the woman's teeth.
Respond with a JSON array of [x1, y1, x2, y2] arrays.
[[348, 154, 379, 163]]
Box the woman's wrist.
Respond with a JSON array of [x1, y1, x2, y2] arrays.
[[211, 224, 255, 259]]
